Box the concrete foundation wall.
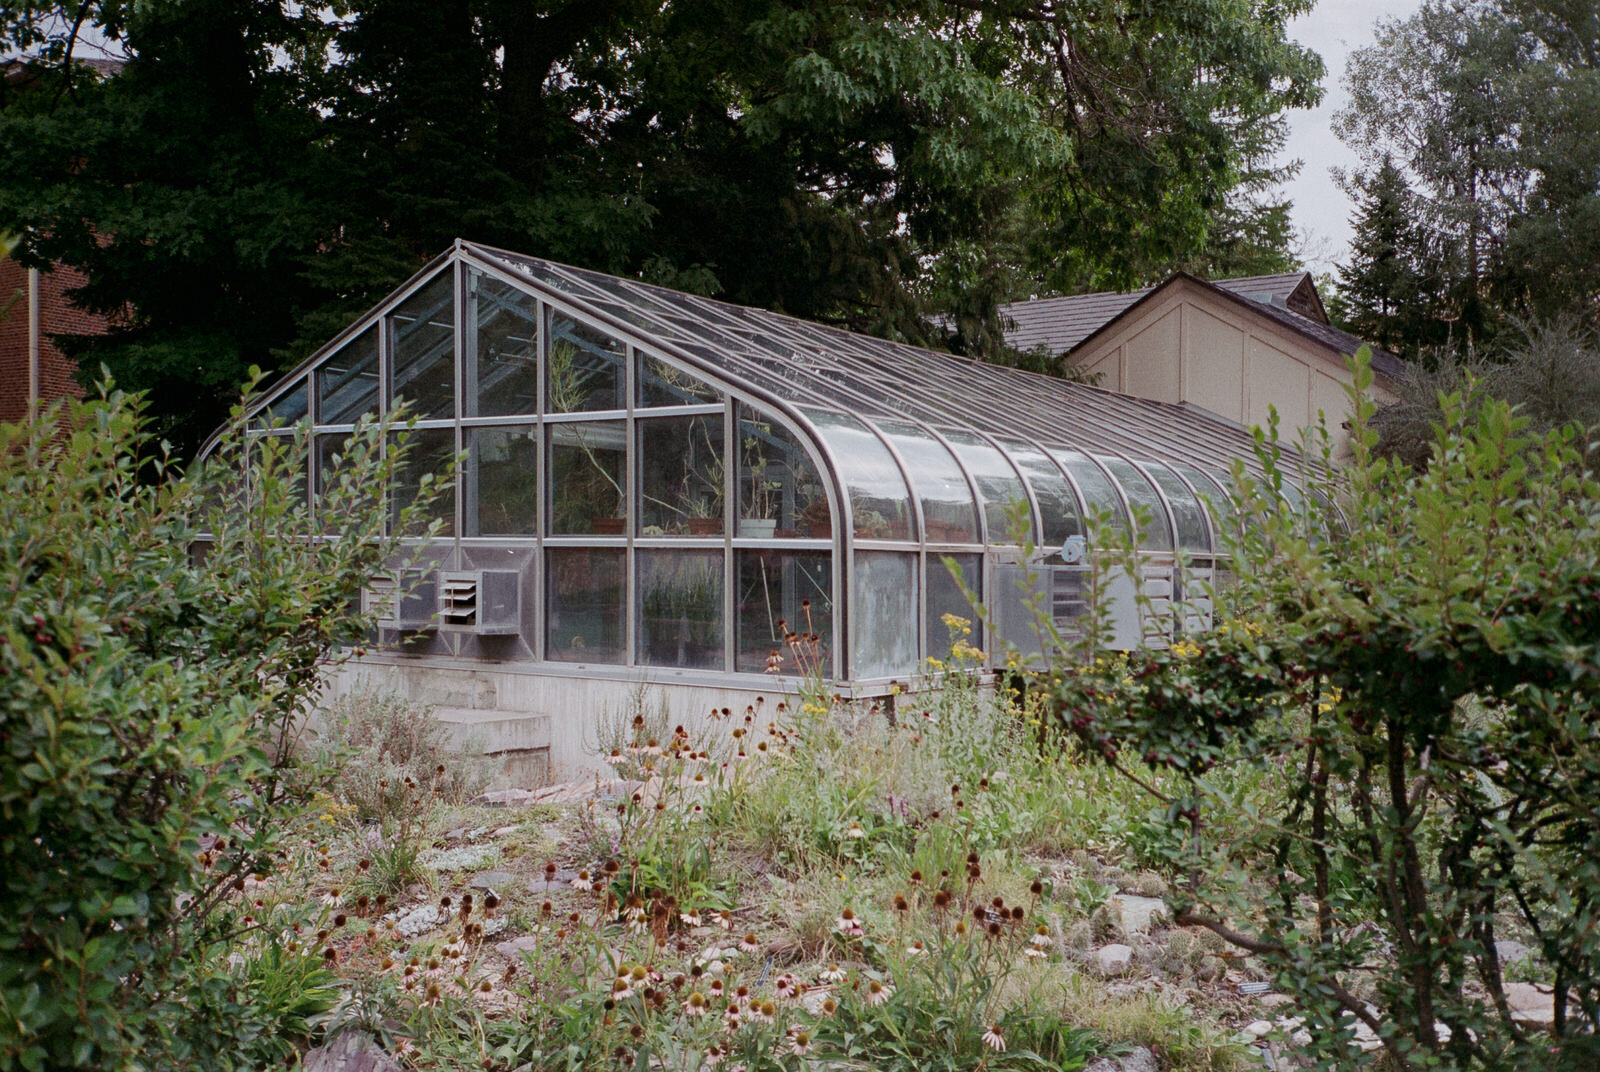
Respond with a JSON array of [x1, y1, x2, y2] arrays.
[[323, 658, 829, 786]]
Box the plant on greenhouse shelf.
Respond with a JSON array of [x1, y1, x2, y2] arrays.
[[741, 424, 784, 527], [801, 495, 832, 538], [855, 508, 892, 539], [642, 566, 720, 657]]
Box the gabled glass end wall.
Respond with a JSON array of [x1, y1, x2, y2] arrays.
[[230, 243, 1283, 690]]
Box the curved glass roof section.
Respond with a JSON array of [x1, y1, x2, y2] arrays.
[[245, 242, 1317, 554]]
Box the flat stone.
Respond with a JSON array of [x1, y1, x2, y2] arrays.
[[419, 844, 497, 872], [1350, 1020, 1382, 1053], [470, 870, 516, 890], [1504, 982, 1561, 1028], [528, 870, 581, 892], [1495, 940, 1533, 967], [303, 1029, 403, 1072], [492, 825, 521, 837], [1083, 1047, 1158, 1072], [476, 788, 538, 807], [1109, 894, 1167, 935], [1094, 943, 1135, 976], [1244, 1020, 1273, 1038], [391, 904, 441, 938], [1257, 993, 1295, 1009], [495, 935, 543, 959]]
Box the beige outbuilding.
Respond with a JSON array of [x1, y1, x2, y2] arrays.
[[1000, 272, 1403, 455]]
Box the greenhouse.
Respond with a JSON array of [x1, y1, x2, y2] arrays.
[[223, 240, 1302, 777]]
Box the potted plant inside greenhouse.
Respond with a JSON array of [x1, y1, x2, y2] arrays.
[[640, 556, 722, 667], [550, 422, 626, 534], [801, 495, 832, 538], [739, 424, 783, 538]]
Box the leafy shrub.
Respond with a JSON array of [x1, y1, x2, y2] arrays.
[[1052, 353, 1600, 1070], [0, 386, 435, 1070], [316, 688, 493, 821]]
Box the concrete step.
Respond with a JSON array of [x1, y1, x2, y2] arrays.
[[431, 707, 552, 788]]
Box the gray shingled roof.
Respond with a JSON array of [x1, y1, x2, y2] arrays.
[[1000, 273, 1405, 381]]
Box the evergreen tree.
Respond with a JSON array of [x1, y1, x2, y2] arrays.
[[1335, 157, 1449, 357]]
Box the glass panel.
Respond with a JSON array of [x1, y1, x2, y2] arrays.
[[944, 431, 1029, 544], [549, 421, 626, 535], [1176, 464, 1236, 545], [317, 325, 379, 425], [806, 412, 914, 541], [1175, 464, 1232, 510], [390, 273, 456, 420], [875, 422, 979, 544], [638, 550, 725, 669], [547, 548, 625, 664], [738, 407, 826, 538], [1143, 462, 1210, 551], [927, 553, 982, 660], [314, 431, 350, 503], [639, 415, 725, 536], [639, 353, 719, 406], [548, 313, 625, 412], [390, 427, 456, 537], [467, 426, 538, 536], [1102, 457, 1174, 551], [267, 379, 309, 425], [1004, 440, 1082, 546], [472, 272, 540, 417], [736, 550, 832, 675], [851, 552, 918, 678], [1054, 450, 1131, 541]]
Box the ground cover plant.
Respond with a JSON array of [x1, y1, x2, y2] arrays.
[[1049, 354, 1600, 1070], [219, 635, 1267, 1072]]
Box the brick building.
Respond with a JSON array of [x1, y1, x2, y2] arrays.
[[0, 256, 107, 423]]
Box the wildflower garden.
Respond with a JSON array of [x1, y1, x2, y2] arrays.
[[3, 361, 1599, 1072]]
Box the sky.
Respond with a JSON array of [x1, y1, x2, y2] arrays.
[[1278, 0, 1424, 276]]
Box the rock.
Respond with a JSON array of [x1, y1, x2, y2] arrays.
[[391, 904, 441, 938], [1109, 894, 1167, 935], [444, 827, 469, 840], [492, 825, 521, 837], [470, 870, 516, 890], [528, 869, 581, 892], [1243, 1020, 1273, 1038], [1257, 993, 1296, 1009], [1083, 1046, 1159, 1072], [419, 844, 497, 872], [1495, 940, 1534, 968], [1350, 1019, 1383, 1053], [495, 935, 543, 959], [476, 788, 538, 807], [1504, 982, 1562, 1029], [302, 1030, 403, 1072], [1094, 943, 1135, 977]]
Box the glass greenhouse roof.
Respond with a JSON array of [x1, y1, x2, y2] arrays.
[[226, 240, 1316, 684]]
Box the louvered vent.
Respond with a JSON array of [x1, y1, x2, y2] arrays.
[[438, 570, 521, 635], [361, 569, 438, 630]]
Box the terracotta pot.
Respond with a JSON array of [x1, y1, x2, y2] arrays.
[[591, 517, 626, 535], [807, 521, 832, 539], [687, 517, 724, 536]]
